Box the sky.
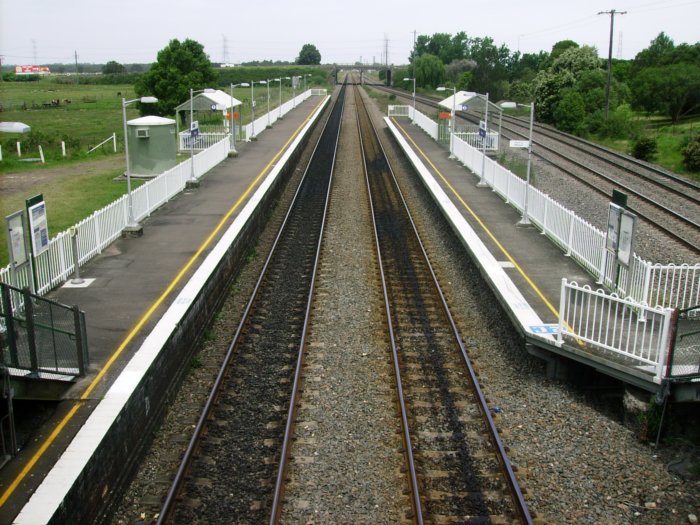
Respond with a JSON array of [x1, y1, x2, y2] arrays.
[[0, 0, 698, 67]]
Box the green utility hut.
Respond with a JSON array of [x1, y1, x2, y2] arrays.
[[127, 116, 177, 177]]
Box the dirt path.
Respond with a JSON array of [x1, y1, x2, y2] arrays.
[[0, 156, 124, 197]]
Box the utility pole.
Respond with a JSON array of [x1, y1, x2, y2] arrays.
[[412, 29, 417, 76], [598, 9, 626, 119], [74, 51, 79, 84]]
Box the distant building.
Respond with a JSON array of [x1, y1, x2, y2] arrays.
[[15, 65, 50, 75]]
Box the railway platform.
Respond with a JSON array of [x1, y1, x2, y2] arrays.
[[384, 114, 692, 395], [0, 94, 329, 524]]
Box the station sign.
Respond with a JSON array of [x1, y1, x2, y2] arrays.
[[509, 140, 530, 149], [5, 210, 28, 269], [26, 194, 49, 256]]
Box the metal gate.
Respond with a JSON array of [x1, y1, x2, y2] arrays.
[[666, 305, 700, 380], [0, 283, 88, 378]]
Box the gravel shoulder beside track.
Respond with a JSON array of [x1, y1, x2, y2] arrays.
[[374, 90, 700, 524], [279, 84, 411, 524], [111, 86, 699, 525]]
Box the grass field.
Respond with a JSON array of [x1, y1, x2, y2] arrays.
[[0, 74, 327, 268], [0, 81, 141, 170]]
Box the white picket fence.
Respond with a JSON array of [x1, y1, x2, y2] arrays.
[[1, 89, 329, 297], [1, 139, 230, 295], [389, 105, 700, 312], [558, 279, 675, 383]]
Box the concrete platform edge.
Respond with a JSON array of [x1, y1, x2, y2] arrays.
[[384, 117, 556, 346], [13, 96, 330, 525]]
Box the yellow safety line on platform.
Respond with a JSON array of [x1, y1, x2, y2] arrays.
[[0, 96, 327, 509], [391, 117, 561, 319]]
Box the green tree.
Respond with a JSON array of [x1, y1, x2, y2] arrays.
[[414, 53, 445, 89], [631, 32, 675, 74], [533, 70, 575, 123], [631, 62, 700, 122], [135, 38, 216, 116], [682, 134, 700, 171], [467, 37, 512, 97], [296, 44, 321, 65], [102, 61, 126, 74], [550, 40, 580, 62], [552, 45, 601, 75], [554, 89, 586, 133]]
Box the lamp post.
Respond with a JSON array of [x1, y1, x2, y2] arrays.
[[517, 101, 535, 226], [303, 73, 311, 93], [478, 92, 490, 187], [403, 77, 416, 120], [250, 80, 267, 139], [437, 85, 456, 159], [266, 79, 272, 128], [122, 95, 157, 231], [229, 82, 249, 154], [189, 87, 215, 185]]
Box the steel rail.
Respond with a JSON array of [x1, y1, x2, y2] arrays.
[[356, 85, 424, 525], [357, 84, 533, 524], [268, 83, 346, 524], [157, 89, 340, 525]]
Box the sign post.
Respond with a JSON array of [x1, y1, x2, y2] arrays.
[[5, 210, 29, 287], [604, 192, 636, 288], [25, 194, 48, 293]]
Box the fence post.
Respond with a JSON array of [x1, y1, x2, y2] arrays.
[[557, 278, 567, 347], [22, 288, 39, 376], [541, 199, 548, 235], [654, 308, 676, 382], [642, 261, 653, 306], [73, 306, 86, 376], [0, 284, 18, 367], [565, 216, 575, 257], [112, 132, 117, 153]]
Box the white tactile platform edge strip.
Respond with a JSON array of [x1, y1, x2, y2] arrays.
[[14, 96, 331, 525], [384, 117, 556, 344]]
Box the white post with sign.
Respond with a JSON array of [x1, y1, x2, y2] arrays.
[[5, 211, 29, 287], [604, 202, 636, 288], [516, 101, 535, 225]]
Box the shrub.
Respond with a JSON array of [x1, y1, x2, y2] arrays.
[[631, 136, 658, 162], [682, 134, 700, 171]]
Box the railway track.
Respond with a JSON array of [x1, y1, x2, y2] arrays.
[[355, 84, 531, 523], [373, 85, 700, 253], [156, 84, 345, 524], [154, 80, 531, 523]]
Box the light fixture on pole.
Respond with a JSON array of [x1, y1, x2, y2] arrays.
[[436, 85, 456, 159], [122, 95, 158, 233], [403, 77, 416, 120], [303, 73, 311, 92], [478, 92, 490, 187], [229, 82, 249, 154], [266, 79, 272, 128], [189, 87, 215, 186], [517, 101, 535, 226], [250, 80, 267, 139]]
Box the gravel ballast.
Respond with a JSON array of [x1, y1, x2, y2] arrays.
[[111, 86, 699, 525]]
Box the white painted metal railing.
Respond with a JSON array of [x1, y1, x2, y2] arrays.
[[1, 90, 326, 297], [242, 89, 314, 141], [178, 131, 228, 151], [0, 138, 231, 295], [391, 106, 699, 311], [557, 279, 674, 382]]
